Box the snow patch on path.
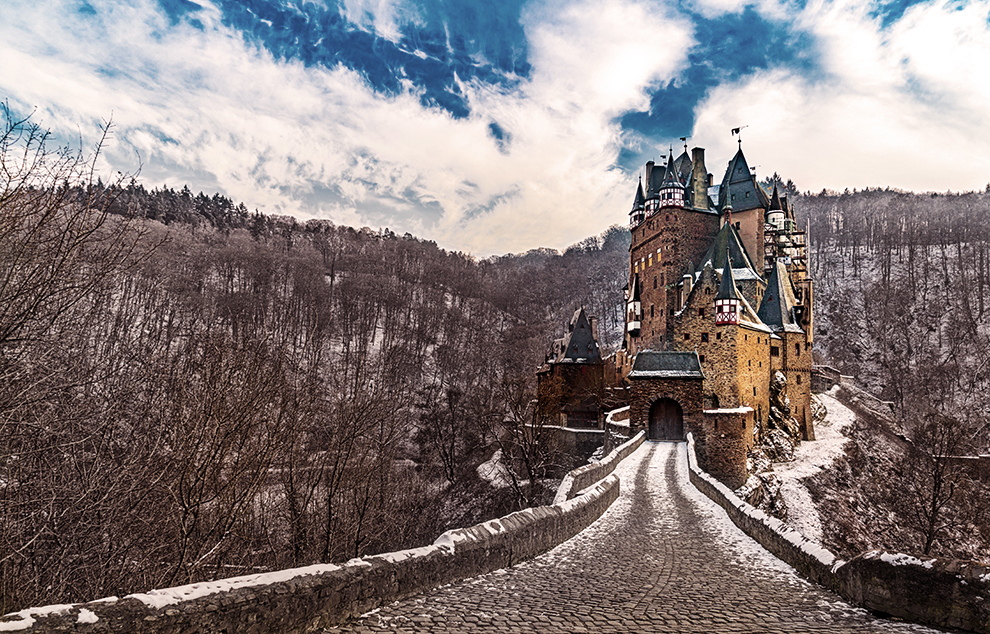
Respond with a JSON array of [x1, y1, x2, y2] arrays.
[[774, 391, 856, 542]]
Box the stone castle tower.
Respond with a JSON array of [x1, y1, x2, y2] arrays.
[[614, 142, 815, 488]]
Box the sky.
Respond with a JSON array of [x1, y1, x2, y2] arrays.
[[1, 0, 989, 256]]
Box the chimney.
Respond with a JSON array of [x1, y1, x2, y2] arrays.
[[691, 147, 709, 210], [645, 160, 655, 190], [591, 316, 599, 342]]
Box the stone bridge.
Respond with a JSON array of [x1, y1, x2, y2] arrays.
[[335, 442, 940, 634], [5, 437, 987, 633]]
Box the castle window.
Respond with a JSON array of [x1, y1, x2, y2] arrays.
[[748, 360, 751, 367], [753, 386, 757, 396], [660, 274, 665, 285], [653, 276, 657, 289], [699, 354, 705, 363], [698, 308, 705, 317], [735, 222, 741, 230], [716, 332, 722, 340], [684, 333, 690, 341], [651, 305, 655, 318], [759, 362, 762, 368], [795, 343, 801, 355], [797, 374, 802, 384], [731, 194, 736, 201], [666, 215, 670, 221], [745, 191, 750, 198], [701, 332, 708, 342], [745, 334, 748, 341], [771, 346, 779, 357]]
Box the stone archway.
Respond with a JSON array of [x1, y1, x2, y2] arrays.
[[648, 398, 684, 440]]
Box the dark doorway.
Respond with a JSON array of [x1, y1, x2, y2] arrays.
[[649, 398, 684, 440]]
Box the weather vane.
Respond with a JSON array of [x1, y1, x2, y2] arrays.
[[731, 125, 748, 148]]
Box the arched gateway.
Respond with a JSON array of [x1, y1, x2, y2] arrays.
[[648, 398, 684, 440]]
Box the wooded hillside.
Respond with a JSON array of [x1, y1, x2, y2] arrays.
[[0, 111, 630, 612]]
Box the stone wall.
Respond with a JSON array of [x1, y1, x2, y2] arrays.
[[686, 433, 990, 634], [628, 207, 719, 354], [1, 441, 643, 634], [554, 431, 646, 503], [541, 425, 605, 464]]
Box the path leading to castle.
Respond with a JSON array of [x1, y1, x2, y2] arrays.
[[330, 442, 942, 634]]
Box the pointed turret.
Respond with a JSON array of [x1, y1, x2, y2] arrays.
[[768, 183, 782, 211], [757, 260, 803, 333], [698, 220, 759, 276], [718, 147, 769, 213], [659, 148, 686, 209], [714, 255, 742, 325], [632, 178, 646, 210], [766, 183, 785, 230], [630, 178, 646, 226]]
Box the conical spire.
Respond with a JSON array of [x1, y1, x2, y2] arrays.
[[632, 177, 645, 211], [769, 183, 782, 211], [715, 252, 743, 301], [660, 148, 684, 190]]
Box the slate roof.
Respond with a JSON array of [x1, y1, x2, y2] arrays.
[[628, 351, 704, 380], [698, 221, 759, 276], [768, 183, 782, 212], [631, 178, 646, 211], [757, 259, 805, 333], [673, 150, 692, 183], [660, 153, 685, 190], [717, 148, 770, 213], [715, 256, 744, 301], [545, 307, 603, 365]]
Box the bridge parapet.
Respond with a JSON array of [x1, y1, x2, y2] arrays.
[[1, 435, 645, 633], [686, 433, 990, 634]]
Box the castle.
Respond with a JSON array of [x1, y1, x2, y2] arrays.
[[540, 140, 815, 488]]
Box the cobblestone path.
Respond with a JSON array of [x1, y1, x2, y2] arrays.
[[331, 442, 943, 633]]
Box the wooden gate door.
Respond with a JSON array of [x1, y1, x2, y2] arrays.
[[648, 398, 684, 440]]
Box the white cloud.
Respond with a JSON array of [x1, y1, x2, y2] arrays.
[[691, 0, 990, 193], [0, 0, 694, 255]]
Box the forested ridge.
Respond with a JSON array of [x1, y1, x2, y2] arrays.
[[795, 186, 990, 561]]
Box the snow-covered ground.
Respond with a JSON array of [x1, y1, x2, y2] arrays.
[[476, 450, 522, 489], [773, 389, 856, 543]]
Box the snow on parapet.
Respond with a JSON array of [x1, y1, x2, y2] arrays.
[[76, 609, 98, 625], [125, 563, 343, 609], [865, 551, 937, 569], [552, 431, 645, 505], [0, 605, 75, 632]]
